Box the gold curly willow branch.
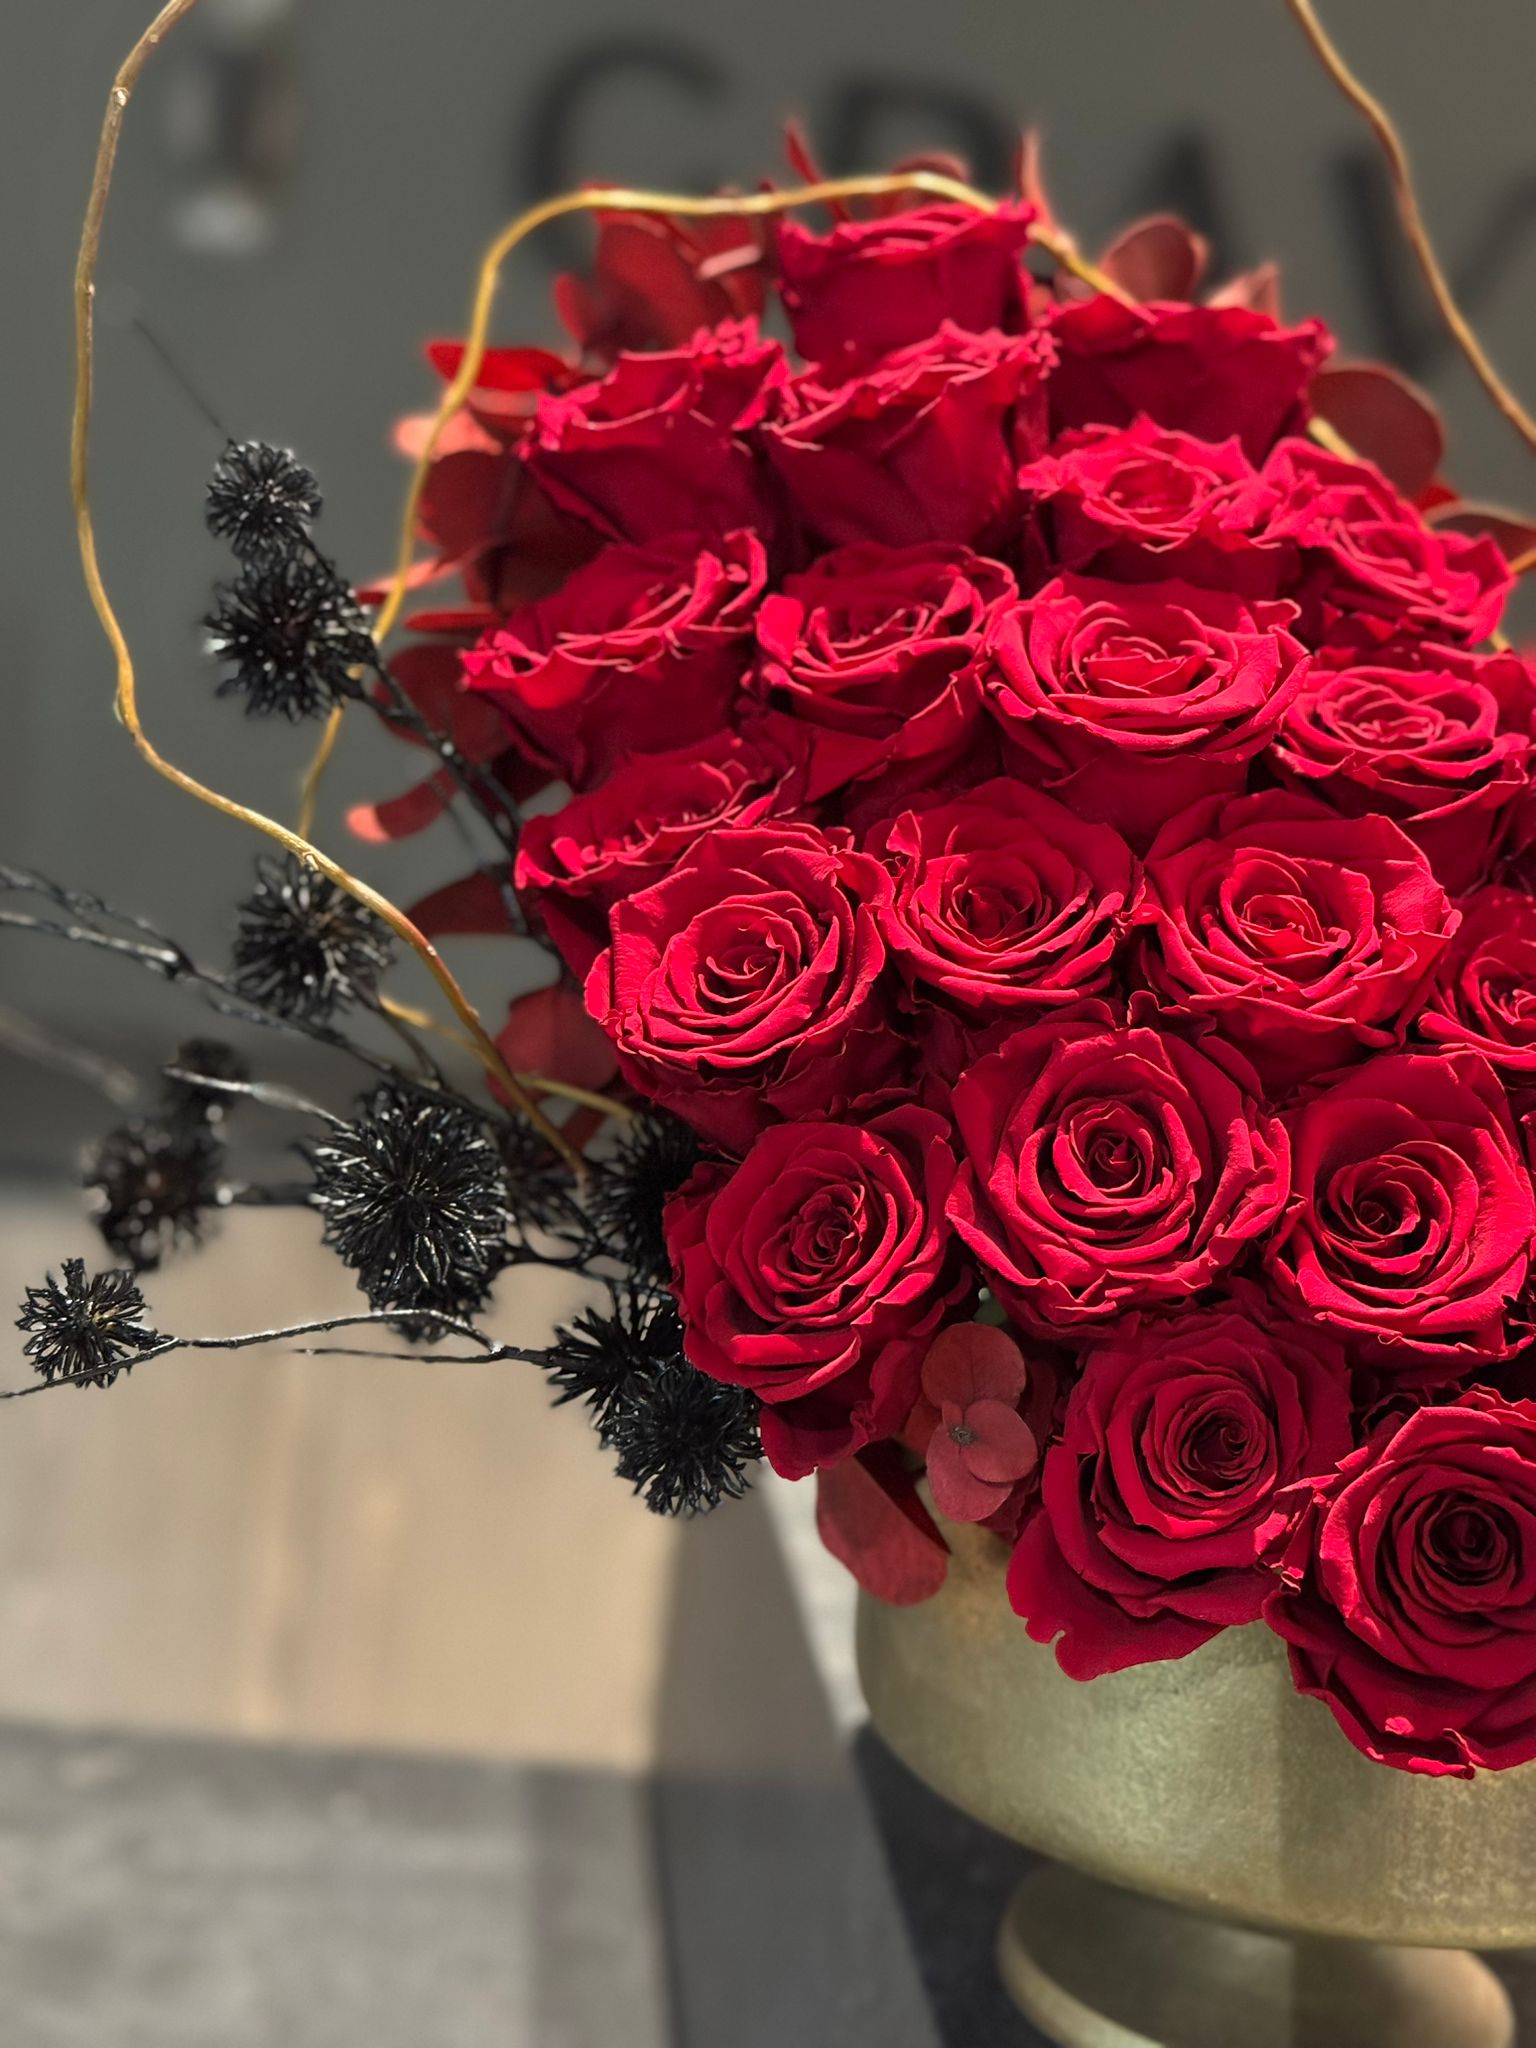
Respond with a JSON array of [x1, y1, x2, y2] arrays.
[[70, 0, 588, 1167], [1284, 0, 1536, 458]]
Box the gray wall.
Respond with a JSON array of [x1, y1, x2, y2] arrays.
[[5, 0, 1535, 1135]]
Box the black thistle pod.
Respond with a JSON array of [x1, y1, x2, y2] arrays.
[[204, 551, 375, 721], [83, 1118, 225, 1272], [160, 1038, 252, 1127], [16, 1260, 161, 1389], [540, 1280, 689, 1433], [205, 441, 323, 562], [535, 1282, 763, 1515], [304, 1083, 513, 1327], [606, 1356, 763, 1517], [232, 855, 393, 1023], [587, 1115, 701, 1280]]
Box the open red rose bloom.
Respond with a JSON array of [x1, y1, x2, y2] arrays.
[[374, 157, 1536, 1779]]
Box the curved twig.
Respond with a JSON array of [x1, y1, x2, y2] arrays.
[[1284, 0, 1536, 457], [70, 2, 581, 1172]]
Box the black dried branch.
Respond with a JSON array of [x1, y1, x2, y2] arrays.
[[205, 441, 322, 562], [159, 1037, 250, 1126], [304, 1082, 513, 1328], [232, 854, 393, 1023], [0, 1307, 521, 1402], [587, 1114, 700, 1280], [16, 1260, 161, 1389], [0, 866, 512, 1133], [498, 1113, 600, 1248], [205, 551, 374, 720], [83, 1117, 226, 1272]]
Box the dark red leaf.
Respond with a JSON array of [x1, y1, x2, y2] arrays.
[[407, 872, 519, 939], [426, 341, 571, 393], [1311, 362, 1445, 498], [1099, 215, 1209, 301], [495, 985, 619, 1092], [1428, 500, 1536, 566], [346, 770, 455, 844], [815, 1443, 949, 1606]]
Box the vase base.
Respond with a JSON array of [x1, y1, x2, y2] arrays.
[[997, 1864, 1515, 2048]]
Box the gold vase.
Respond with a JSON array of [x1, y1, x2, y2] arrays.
[[857, 1519, 1536, 2048]]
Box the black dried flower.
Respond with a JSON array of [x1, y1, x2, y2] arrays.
[[83, 1118, 225, 1272], [304, 1083, 512, 1325], [587, 1114, 700, 1278], [16, 1259, 161, 1389], [205, 440, 323, 561], [160, 1038, 251, 1126], [205, 552, 374, 720], [537, 1282, 761, 1514], [607, 1357, 762, 1517], [540, 1281, 686, 1433], [232, 855, 393, 1023], [497, 1114, 588, 1241]]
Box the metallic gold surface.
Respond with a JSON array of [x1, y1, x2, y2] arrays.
[[995, 1865, 1515, 2048], [857, 1521, 1536, 1951]]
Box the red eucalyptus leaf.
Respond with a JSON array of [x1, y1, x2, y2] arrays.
[[1207, 262, 1280, 316], [815, 1444, 949, 1606], [1099, 215, 1209, 302], [1310, 362, 1445, 498], [407, 872, 518, 939], [1428, 500, 1536, 565], [381, 642, 510, 761], [392, 409, 499, 463], [426, 341, 571, 393], [417, 449, 519, 560], [496, 985, 619, 1092], [347, 770, 455, 843], [399, 607, 498, 636]]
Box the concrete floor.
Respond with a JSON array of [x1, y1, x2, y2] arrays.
[[0, 1194, 678, 1769]]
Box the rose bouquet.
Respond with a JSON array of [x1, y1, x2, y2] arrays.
[[369, 163, 1536, 1779], [21, 3, 1536, 1801]]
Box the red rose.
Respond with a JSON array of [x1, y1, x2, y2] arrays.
[[460, 530, 767, 789], [1018, 416, 1291, 595], [1264, 440, 1512, 648], [525, 319, 788, 543], [1272, 646, 1536, 894], [947, 1003, 1289, 1332], [748, 541, 1014, 801], [977, 574, 1307, 846], [1268, 1051, 1535, 1363], [1266, 1391, 1536, 1775], [762, 322, 1055, 549], [1010, 1290, 1353, 1678], [1140, 789, 1456, 1091], [664, 1106, 968, 1477], [583, 822, 896, 1151], [1046, 297, 1330, 460], [1419, 887, 1536, 1083], [774, 200, 1035, 375], [514, 730, 808, 977], [867, 778, 1139, 1018]]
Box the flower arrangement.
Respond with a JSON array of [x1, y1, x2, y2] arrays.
[[21, 0, 1536, 1789]]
